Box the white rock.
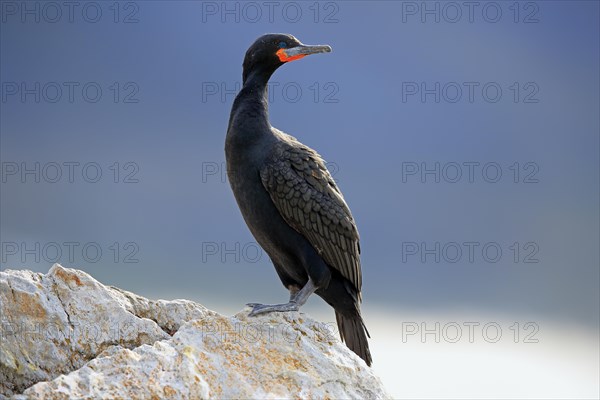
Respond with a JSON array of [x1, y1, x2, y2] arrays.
[[0, 264, 211, 397], [2, 265, 389, 399]]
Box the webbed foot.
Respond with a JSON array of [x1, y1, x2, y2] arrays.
[[246, 302, 299, 316]]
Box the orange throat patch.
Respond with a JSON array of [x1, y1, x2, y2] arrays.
[[276, 48, 306, 63]]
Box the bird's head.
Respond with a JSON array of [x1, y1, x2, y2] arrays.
[[242, 33, 332, 85]]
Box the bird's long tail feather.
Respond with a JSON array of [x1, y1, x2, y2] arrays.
[[335, 310, 372, 366]]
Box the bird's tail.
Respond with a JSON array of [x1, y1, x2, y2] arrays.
[[335, 310, 372, 366]]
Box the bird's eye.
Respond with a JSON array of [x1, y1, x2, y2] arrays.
[[278, 41, 287, 49]]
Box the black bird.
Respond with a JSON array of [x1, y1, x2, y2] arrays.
[[225, 33, 371, 366]]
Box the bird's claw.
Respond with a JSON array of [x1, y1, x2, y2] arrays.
[[246, 302, 299, 316], [246, 303, 270, 316]]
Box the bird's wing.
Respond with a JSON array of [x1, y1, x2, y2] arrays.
[[260, 139, 362, 292]]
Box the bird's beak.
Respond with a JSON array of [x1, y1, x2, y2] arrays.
[[276, 44, 332, 63]]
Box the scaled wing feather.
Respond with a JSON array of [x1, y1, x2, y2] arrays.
[[260, 139, 362, 293]]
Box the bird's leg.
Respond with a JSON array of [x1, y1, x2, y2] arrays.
[[247, 279, 317, 316], [288, 284, 301, 302]]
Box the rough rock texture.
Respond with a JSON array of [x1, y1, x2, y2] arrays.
[[1, 265, 389, 399], [0, 264, 212, 397]]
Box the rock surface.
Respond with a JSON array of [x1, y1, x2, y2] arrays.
[[1, 264, 388, 399]]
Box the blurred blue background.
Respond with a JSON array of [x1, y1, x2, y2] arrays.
[[1, 1, 598, 398]]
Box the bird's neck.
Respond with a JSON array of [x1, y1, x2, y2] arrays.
[[238, 80, 270, 122], [227, 69, 274, 140]]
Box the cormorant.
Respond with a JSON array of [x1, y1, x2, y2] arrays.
[[225, 33, 371, 366]]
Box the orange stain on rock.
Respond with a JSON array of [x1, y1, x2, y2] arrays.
[[13, 291, 47, 319], [53, 267, 83, 287]]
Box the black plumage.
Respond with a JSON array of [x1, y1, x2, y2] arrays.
[[225, 33, 371, 366]]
